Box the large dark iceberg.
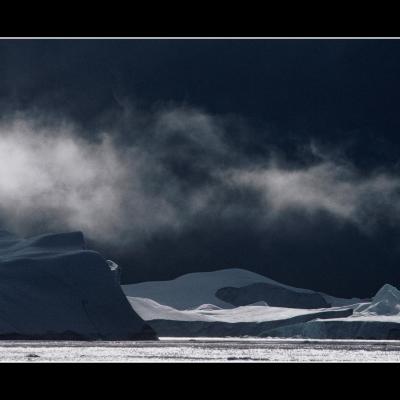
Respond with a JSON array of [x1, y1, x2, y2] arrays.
[[0, 231, 156, 340]]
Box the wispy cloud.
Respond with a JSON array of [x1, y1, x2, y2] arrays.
[[229, 161, 400, 229], [0, 109, 224, 246], [0, 106, 399, 250]]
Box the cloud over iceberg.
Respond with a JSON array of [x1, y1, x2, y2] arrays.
[[0, 106, 399, 252]]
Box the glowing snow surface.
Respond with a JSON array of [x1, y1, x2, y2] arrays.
[[128, 296, 352, 323]]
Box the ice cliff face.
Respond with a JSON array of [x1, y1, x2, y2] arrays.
[[215, 282, 330, 309], [0, 230, 156, 340], [361, 284, 400, 316]]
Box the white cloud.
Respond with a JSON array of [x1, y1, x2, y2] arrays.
[[0, 107, 399, 249], [0, 117, 182, 244], [230, 161, 400, 228]]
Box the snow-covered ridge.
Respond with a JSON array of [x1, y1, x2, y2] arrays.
[[0, 230, 156, 340], [122, 268, 356, 310], [123, 268, 274, 309]]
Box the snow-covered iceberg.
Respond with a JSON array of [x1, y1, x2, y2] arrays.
[[0, 230, 156, 340], [123, 268, 400, 339], [266, 284, 400, 339], [356, 284, 400, 316], [122, 268, 358, 310]]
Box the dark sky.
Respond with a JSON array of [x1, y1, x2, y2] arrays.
[[1, 39, 400, 298]]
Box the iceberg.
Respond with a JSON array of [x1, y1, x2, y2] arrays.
[[0, 230, 156, 340], [122, 268, 351, 310], [123, 268, 400, 339], [356, 284, 400, 316]]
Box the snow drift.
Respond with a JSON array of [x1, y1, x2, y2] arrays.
[[0, 230, 156, 340]]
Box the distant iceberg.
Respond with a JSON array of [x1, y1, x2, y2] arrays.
[[0, 230, 156, 340], [123, 268, 400, 339]]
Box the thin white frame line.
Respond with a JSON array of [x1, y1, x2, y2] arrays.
[[0, 37, 399, 40]]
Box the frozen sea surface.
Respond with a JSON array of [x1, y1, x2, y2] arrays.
[[0, 338, 400, 362]]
